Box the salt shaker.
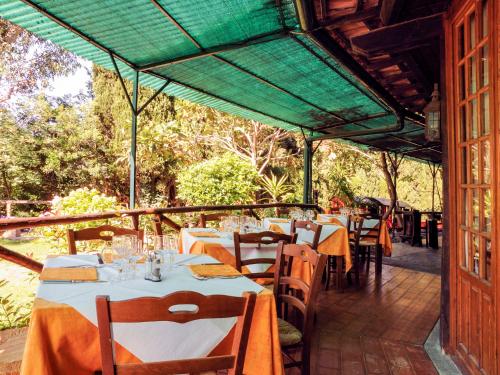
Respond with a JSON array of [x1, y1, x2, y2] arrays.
[[144, 254, 161, 282]]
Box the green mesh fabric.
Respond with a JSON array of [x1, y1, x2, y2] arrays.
[[0, 0, 439, 162]]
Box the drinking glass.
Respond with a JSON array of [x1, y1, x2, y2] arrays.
[[112, 235, 135, 280], [305, 209, 315, 221]]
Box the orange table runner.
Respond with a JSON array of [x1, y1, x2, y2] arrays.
[[21, 290, 283, 375]]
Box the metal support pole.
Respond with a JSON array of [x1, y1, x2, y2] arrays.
[[129, 71, 139, 209], [303, 139, 313, 204]]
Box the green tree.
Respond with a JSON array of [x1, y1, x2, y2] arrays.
[[0, 19, 78, 107], [177, 154, 259, 205]]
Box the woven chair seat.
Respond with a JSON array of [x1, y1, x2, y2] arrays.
[[278, 318, 303, 346]]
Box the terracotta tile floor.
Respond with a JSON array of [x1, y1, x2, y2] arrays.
[[292, 264, 441, 375]]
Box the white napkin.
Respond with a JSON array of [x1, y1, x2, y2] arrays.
[[44, 254, 99, 268]]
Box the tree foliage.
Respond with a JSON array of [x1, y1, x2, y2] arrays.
[[0, 19, 79, 107], [177, 154, 259, 206]]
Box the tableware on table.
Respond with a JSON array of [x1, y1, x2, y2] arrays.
[[305, 209, 315, 221], [153, 234, 177, 272], [112, 235, 136, 281], [289, 207, 304, 220]]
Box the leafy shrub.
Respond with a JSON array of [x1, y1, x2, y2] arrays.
[[38, 188, 124, 252], [260, 173, 292, 203], [0, 280, 33, 330], [177, 154, 259, 206]]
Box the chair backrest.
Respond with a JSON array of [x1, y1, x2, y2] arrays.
[[273, 243, 327, 355], [290, 220, 323, 249], [359, 215, 383, 245], [67, 225, 144, 255], [233, 231, 296, 280], [198, 212, 228, 228], [347, 215, 365, 247], [96, 291, 256, 375]]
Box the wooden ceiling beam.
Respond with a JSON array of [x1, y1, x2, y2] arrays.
[[382, 71, 415, 82], [366, 57, 404, 70], [402, 53, 433, 96], [350, 13, 443, 57], [380, 0, 405, 25], [318, 7, 379, 29]]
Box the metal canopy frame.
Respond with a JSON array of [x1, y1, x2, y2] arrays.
[[11, 0, 442, 207]]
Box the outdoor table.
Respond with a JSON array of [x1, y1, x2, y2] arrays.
[[179, 227, 314, 284], [262, 218, 352, 270], [21, 254, 284, 375], [261, 218, 351, 289], [317, 213, 393, 255], [317, 213, 392, 275]]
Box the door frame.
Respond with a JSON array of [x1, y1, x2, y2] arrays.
[[444, 0, 499, 373]]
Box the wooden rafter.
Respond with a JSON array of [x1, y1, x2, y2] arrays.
[[380, 0, 406, 25], [318, 7, 379, 29], [350, 13, 443, 56]]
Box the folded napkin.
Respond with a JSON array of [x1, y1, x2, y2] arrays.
[[44, 254, 99, 268], [189, 232, 221, 238], [188, 264, 241, 279], [269, 218, 289, 223], [40, 267, 98, 282]]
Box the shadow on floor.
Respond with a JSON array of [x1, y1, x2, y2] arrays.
[[382, 240, 442, 275]]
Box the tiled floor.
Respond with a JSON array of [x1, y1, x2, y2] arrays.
[[303, 264, 441, 375]]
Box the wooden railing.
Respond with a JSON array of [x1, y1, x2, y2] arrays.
[[0, 203, 321, 272]]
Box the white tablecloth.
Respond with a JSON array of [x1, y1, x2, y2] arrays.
[[39, 254, 263, 363]]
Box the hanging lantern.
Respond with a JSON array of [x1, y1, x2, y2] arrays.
[[423, 83, 441, 142]]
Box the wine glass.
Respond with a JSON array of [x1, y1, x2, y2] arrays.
[[112, 235, 135, 280]]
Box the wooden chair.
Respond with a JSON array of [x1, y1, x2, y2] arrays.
[[233, 231, 296, 281], [273, 242, 328, 375], [290, 220, 322, 250], [96, 291, 256, 375], [67, 225, 144, 255], [198, 212, 228, 228], [357, 215, 383, 268], [347, 215, 365, 287]]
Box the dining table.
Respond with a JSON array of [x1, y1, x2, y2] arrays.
[[317, 213, 393, 275], [316, 213, 393, 255], [21, 253, 284, 375]]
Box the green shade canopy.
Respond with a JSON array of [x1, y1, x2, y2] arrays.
[[0, 0, 441, 162]]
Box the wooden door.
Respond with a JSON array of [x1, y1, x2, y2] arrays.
[[447, 0, 498, 374]]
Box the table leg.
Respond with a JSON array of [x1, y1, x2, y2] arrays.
[[336, 256, 343, 292], [375, 244, 382, 275]]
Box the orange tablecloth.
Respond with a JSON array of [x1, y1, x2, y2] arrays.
[[21, 290, 283, 375], [324, 218, 393, 256], [269, 224, 352, 272]]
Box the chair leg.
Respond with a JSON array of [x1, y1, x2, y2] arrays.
[[354, 248, 360, 287], [336, 256, 343, 292], [325, 255, 332, 290]]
